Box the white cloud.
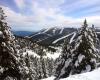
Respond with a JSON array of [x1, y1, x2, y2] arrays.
[[34, 0, 65, 8], [77, 6, 100, 16], [62, 0, 100, 14], [1, 5, 100, 31], [14, 0, 25, 9], [1, 6, 35, 30]]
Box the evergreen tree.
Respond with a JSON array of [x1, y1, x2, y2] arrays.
[[0, 7, 22, 80], [54, 19, 100, 80], [37, 46, 47, 79], [54, 38, 72, 80], [46, 58, 54, 77]]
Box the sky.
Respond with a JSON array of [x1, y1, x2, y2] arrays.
[[0, 0, 100, 31]]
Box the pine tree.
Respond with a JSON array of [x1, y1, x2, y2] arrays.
[[0, 7, 22, 80], [70, 19, 100, 74], [46, 58, 54, 77], [54, 38, 72, 79], [54, 19, 100, 80], [37, 46, 47, 79]]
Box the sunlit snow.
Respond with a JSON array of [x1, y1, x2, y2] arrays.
[[42, 68, 100, 80]]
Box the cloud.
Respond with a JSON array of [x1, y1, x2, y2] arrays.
[[1, 0, 100, 31], [34, 0, 65, 8], [1, 6, 35, 30], [78, 6, 100, 16], [14, 0, 25, 9], [61, 0, 100, 15]]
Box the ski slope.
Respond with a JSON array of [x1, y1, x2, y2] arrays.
[[52, 32, 75, 44], [70, 32, 76, 43], [59, 27, 64, 34]]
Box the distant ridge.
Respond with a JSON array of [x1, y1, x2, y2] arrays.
[[13, 31, 34, 37]]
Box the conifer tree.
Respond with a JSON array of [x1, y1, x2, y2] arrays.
[[37, 46, 47, 79], [55, 19, 100, 80], [54, 38, 71, 79], [0, 7, 21, 80]]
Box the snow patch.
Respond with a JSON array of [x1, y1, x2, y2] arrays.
[[0, 31, 2, 35], [96, 32, 100, 34], [59, 28, 64, 34], [23, 50, 40, 58], [86, 65, 91, 72], [43, 28, 51, 33], [43, 47, 62, 60], [75, 54, 85, 67], [53, 32, 75, 44], [42, 76, 55, 80], [70, 32, 76, 43], [78, 54, 85, 63]]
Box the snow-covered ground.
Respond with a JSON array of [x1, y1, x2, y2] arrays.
[[43, 47, 62, 60], [23, 47, 62, 60], [23, 50, 40, 58], [42, 68, 100, 80]]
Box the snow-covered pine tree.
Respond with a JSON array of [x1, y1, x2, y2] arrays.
[[0, 7, 22, 80], [70, 19, 100, 74], [54, 38, 72, 80], [54, 19, 100, 80], [46, 57, 54, 77], [23, 53, 36, 80], [37, 46, 48, 79]]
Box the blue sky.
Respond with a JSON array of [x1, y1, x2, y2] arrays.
[[0, 0, 100, 31]]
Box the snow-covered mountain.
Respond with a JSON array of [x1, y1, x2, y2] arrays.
[[12, 27, 100, 52], [28, 27, 100, 48], [29, 27, 77, 46]]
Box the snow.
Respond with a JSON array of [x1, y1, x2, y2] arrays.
[[91, 58, 96, 63], [78, 54, 85, 63], [60, 28, 64, 34], [88, 35, 93, 42], [75, 60, 79, 67], [84, 31, 87, 37], [70, 32, 76, 43], [89, 49, 92, 53], [44, 52, 61, 60], [0, 31, 2, 35], [75, 43, 80, 50], [53, 29, 56, 34], [52, 32, 75, 44], [0, 66, 4, 73], [65, 59, 72, 68], [60, 75, 89, 80], [23, 50, 40, 58], [43, 28, 51, 33], [42, 68, 100, 80], [30, 32, 41, 38], [23, 48, 62, 60], [96, 32, 100, 34], [59, 58, 72, 76], [86, 65, 91, 72], [42, 76, 55, 80], [43, 47, 62, 60]]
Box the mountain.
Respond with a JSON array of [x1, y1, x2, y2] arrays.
[[29, 27, 77, 46], [13, 31, 34, 37], [13, 27, 100, 50], [29, 27, 100, 47]]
